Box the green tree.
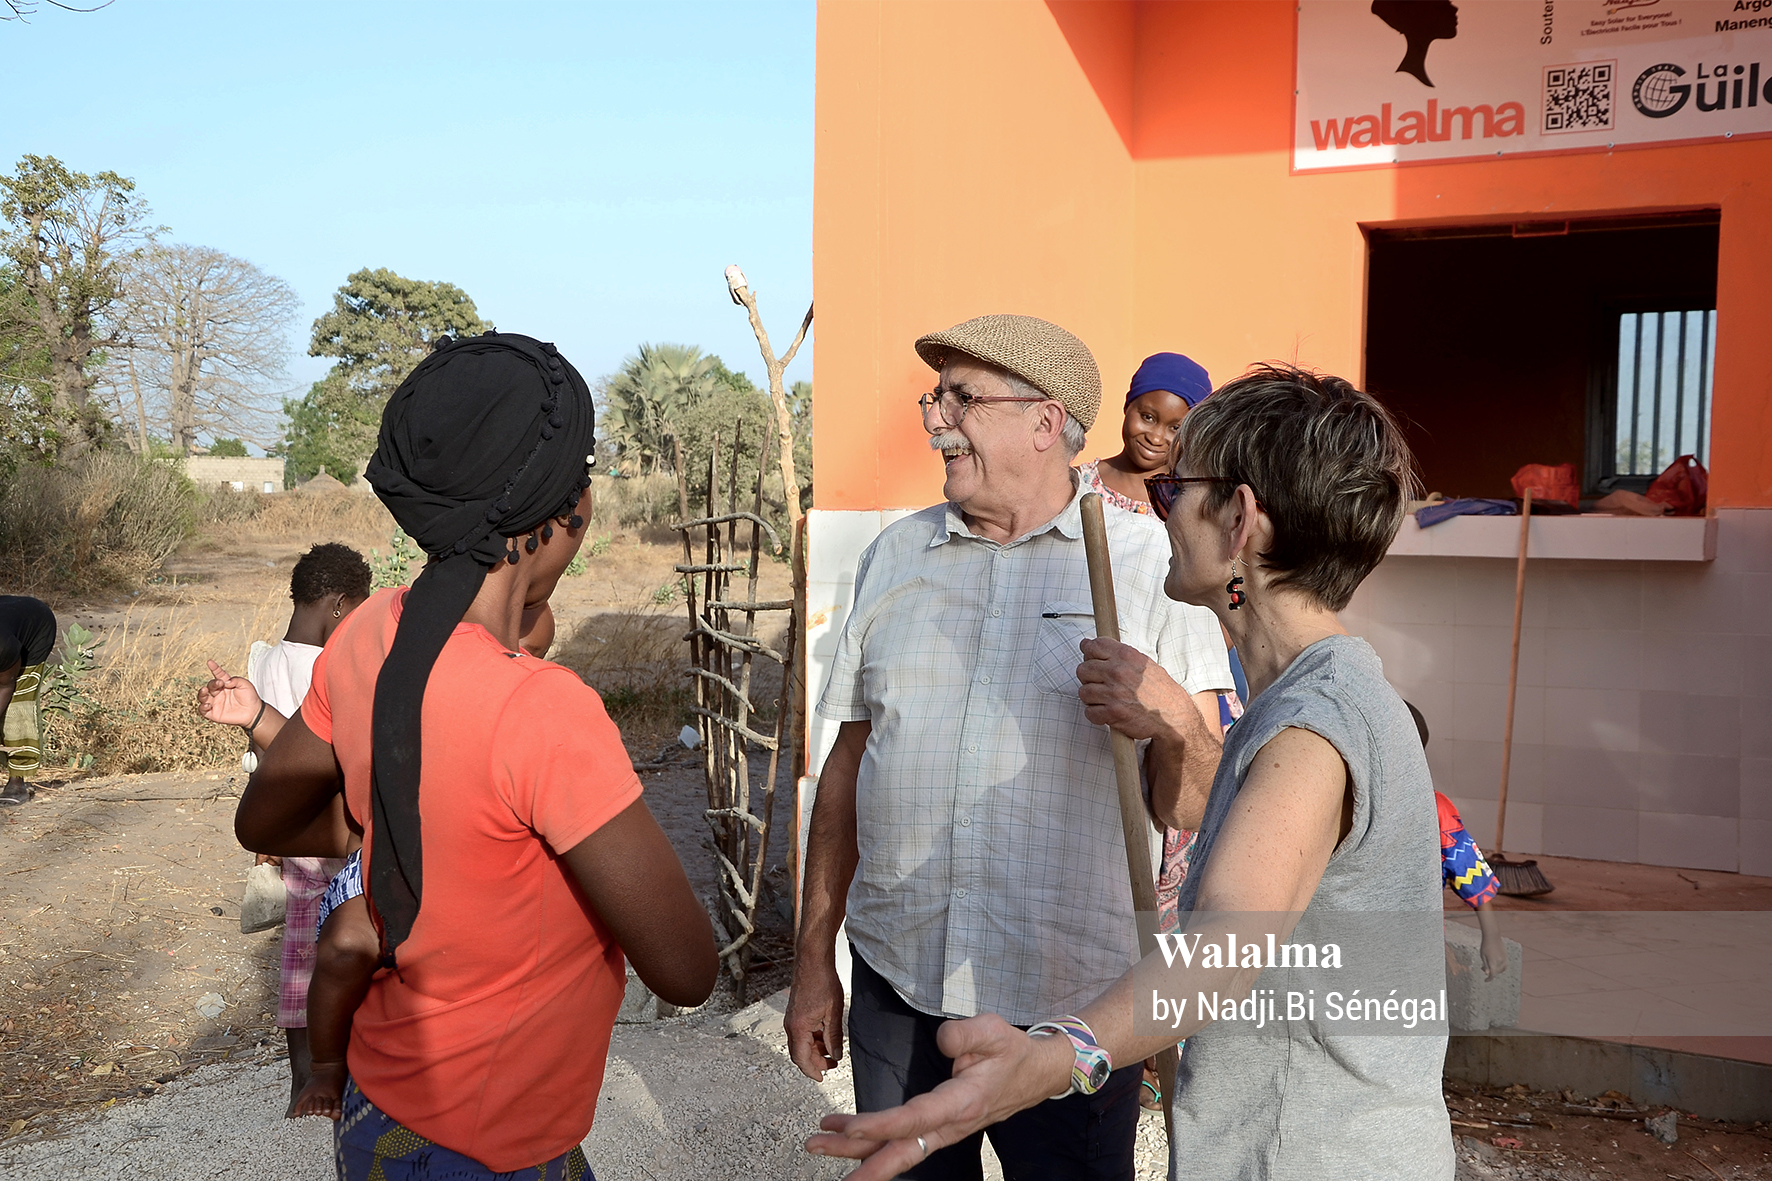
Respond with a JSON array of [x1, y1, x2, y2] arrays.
[[0, 266, 58, 472], [662, 358, 813, 520], [283, 268, 488, 481], [276, 372, 379, 486], [206, 437, 247, 457], [597, 343, 723, 476], [309, 267, 486, 403], [0, 156, 158, 450]]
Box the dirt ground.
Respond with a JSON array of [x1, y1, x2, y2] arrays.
[[5, 497, 1772, 1177], [0, 756, 800, 1154], [0, 495, 798, 1141]]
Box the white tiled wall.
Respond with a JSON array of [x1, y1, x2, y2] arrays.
[[1340, 508, 1772, 876], [804, 508, 919, 775], [801, 507, 1772, 877]]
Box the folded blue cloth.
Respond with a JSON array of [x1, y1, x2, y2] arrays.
[[1414, 498, 1517, 528]]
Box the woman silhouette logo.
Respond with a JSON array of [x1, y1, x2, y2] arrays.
[[1371, 0, 1459, 88]]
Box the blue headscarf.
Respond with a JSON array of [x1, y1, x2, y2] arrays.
[[1127, 352, 1211, 408]]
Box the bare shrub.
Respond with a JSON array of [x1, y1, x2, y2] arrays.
[[552, 598, 691, 745], [241, 489, 394, 550], [585, 474, 680, 531], [0, 453, 196, 592], [41, 591, 287, 775], [196, 485, 266, 527]]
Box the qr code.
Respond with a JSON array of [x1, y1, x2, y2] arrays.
[[1543, 61, 1615, 133]]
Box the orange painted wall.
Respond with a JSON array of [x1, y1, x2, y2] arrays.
[[814, 0, 1772, 509], [813, 1, 1138, 511]]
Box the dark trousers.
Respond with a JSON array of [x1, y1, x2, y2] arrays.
[[847, 946, 1142, 1181]]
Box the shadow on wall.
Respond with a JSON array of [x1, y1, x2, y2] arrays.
[[1045, 0, 1295, 159]]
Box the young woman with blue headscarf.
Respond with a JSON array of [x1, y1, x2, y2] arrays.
[[1077, 351, 1213, 514]]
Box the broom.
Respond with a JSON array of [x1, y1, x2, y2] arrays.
[[1078, 493, 1179, 1141], [1492, 488, 1554, 897]]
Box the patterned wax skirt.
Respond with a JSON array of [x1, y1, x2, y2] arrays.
[[335, 1079, 594, 1181], [3, 662, 44, 776]]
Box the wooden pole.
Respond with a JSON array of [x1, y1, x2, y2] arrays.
[[1078, 492, 1177, 1140], [1495, 489, 1532, 857]]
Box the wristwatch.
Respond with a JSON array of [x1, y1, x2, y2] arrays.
[[1026, 1015, 1112, 1099]]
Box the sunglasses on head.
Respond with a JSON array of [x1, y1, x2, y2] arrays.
[[1143, 475, 1238, 521]]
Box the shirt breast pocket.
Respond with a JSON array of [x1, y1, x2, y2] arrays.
[[1034, 601, 1096, 697]]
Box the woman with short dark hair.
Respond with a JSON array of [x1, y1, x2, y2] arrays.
[[809, 365, 1453, 1180]]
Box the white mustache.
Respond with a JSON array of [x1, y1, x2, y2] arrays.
[[929, 431, 970, 452]]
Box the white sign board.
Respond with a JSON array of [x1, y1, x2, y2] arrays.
[[1295, 0, 1772, 171]]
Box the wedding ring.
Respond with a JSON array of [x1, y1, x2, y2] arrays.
[[916, 1136, 929, 1158]]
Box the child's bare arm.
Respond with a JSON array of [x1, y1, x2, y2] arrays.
[[1476, 903, 1508, 979], [562, 798, 718, 1008]]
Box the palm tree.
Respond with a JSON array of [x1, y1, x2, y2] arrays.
[[598, 343, 721, 475]]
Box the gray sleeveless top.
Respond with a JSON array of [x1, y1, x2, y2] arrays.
[[1170, 635, 1453, 1181]]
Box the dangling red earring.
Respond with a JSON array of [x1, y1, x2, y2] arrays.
[[1227, 561, 1246, 610]]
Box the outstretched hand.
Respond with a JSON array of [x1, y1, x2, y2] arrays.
[[196, 660, 263, 729], [803, 1014, 1071, 1179]]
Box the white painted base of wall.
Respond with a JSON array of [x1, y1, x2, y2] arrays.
[[1346, 507, 1772, 876]]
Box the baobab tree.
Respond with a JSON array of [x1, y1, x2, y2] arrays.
[[109, 243, 300, 455]]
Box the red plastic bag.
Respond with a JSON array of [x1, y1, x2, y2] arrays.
[[1510, 463, 1580, 508], [1645, 455, 1708, 516]]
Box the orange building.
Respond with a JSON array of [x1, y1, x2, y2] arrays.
[[804, 1, 1772, 897]]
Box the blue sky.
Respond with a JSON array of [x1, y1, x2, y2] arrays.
[[4, 0, 814, 445]]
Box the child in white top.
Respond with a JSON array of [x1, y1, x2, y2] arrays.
[[202, 543, 370, 1113]]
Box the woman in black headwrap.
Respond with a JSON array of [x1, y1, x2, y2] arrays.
[[236, 333, 716, 1180]]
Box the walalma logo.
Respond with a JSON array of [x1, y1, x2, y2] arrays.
[[1309, 99, 1526, 149]]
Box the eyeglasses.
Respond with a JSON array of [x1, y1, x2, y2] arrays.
[[1144, 475, 1238, 522], [917, 387, 1047, 428]]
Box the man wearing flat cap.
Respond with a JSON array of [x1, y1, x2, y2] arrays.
[[786, 314, 1232, 1178]]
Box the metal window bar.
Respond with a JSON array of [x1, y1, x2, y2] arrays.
[[1615, 309, 1714, 476], [1650, 312, 1664, 472], [1696, 312, 1712, 468], [1627, 313, 1642, 473]]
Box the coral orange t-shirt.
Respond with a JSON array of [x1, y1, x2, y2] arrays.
[[302, 587, 641, 1171]]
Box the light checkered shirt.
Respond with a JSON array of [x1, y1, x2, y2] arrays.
[[818, 481, 1233, 1024]]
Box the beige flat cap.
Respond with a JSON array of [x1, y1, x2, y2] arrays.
[[915, 313, 1102, 431]]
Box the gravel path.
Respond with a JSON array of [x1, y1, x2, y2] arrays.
[[0, 989, 1172, 1180]]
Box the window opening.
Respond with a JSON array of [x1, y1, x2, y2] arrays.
[[1613, 308, 1714, 479], [1364, 213, 1717, 500]]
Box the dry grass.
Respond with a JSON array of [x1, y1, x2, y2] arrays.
[[551, 591, 792, 754], [195, 485, 267, 527], [585, 473, 681, 535], [240, 489, 395, 550], [42, 591, 287, 776], [0, 453, 197, 594], [552, 597, 695, 747]]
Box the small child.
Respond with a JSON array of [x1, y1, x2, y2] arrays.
[[1406, 702, 1507, 979], [198, 544, 370, 1113]]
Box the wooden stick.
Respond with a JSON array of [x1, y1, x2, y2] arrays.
[[1495, 489, 1532, 857], [1078, 492, 1177, 1141]]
